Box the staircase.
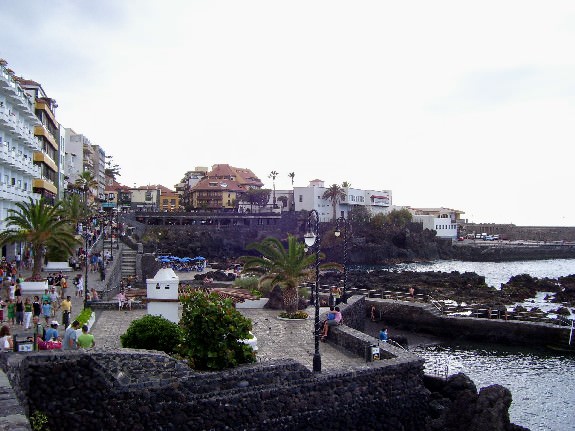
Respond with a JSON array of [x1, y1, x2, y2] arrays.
[[121, 248, 137, 280]]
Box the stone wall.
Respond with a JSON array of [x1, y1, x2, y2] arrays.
[[0, 349, 429, 431], [367, 298, 571, 347]]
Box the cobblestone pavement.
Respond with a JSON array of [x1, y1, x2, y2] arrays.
[[8, 264, 370, 372], [89, 305, 371, 372]]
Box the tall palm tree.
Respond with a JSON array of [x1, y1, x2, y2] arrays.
[[59, 194, 93, 233], [75, 171, 98, 203], [322, 184, 346, 222], [288, 172, 295, 185], [0, 198, 79, 279], [240, 235, 336, 313], [268, 170, 278, 208]]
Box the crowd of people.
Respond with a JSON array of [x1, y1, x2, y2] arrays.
[[0, 256, 97, 353]]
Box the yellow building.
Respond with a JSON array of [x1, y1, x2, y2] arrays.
[[191, 164, 263, 211], [17, 79, 59, 203]]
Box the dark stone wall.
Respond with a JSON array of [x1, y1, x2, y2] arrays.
[[1, 350, 429, 431], [367, 299, 570, 347]]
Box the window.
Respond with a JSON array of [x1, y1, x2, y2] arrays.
[[299, 195, 302, 202]]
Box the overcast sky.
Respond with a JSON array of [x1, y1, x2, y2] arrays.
[[1, 1, 574, 226]]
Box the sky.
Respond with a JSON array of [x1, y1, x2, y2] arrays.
[[1, 0, 574, 226]]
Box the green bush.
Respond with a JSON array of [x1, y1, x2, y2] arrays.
[[120, 314, 182, 354], [178, 291, 255, 370], [73, 308, 92, 326], [233, 276, 259, 291]]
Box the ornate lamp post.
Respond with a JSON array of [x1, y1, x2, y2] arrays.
[[107, 192, 115, 261], [83, 230, 90, 309], [335, 216, 350, 304], [304, 209, 321, 373]]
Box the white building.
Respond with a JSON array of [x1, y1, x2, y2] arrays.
[[0, 61, 41, 258], [410, 207, 464, 240], [293, 179, 393, 222]]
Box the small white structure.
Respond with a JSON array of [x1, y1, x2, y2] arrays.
[[146, 267, 180, 323]]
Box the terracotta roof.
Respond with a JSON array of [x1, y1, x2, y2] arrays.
[[192, 164, 263, 192]]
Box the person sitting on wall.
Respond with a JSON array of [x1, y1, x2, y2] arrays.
[[379, 328, 388, 343], [321, 306, 343, 341]]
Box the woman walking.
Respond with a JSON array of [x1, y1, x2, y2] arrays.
[[24, 297, 33, 329], [15, 296, 24, 326]]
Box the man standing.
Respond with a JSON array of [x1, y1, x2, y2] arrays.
[[62, 320, 80, 350], [77, 324, 95, 348], [61, 296, 72, 328]]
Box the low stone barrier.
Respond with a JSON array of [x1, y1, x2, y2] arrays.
[[367, 298, 572, 348], [0, 349, 429, 430]]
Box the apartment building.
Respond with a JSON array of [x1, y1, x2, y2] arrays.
[[191, 164, 263, 211], [16, 78, 59, 205], [410, 207, 464, 240], [0, 59, 42, 257], [293, 179, 393, 222]]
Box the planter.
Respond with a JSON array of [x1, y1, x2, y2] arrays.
[[42, 261, 73, 272], [20, 280, 49, 295]]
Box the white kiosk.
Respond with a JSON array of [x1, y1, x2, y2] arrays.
[[146, 267, 180, 323]]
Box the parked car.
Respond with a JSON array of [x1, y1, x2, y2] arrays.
[[484, 235, 495, 241]]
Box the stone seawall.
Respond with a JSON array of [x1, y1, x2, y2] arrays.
[[367, 298, 571, 348]]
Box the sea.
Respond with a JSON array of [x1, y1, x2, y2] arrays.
[[386, 258, 575, 431]]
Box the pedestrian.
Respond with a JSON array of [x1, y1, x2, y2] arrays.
[[60, 276, 69, 299], [0, 325, 13, 351], [32, 315, 45, 342], [62, 320, 80, 350], [77, 324, 95, 348], [379, 328, 389, 343], [41, 300, 51, 326], [45, 321, 60, 342], [24, 297, 33, 329], [61, 296, 72, 328], [32, 295, 41, 319], [15, 296, 24, 326], [49, 288, 60, 317], [370, 305, 376, 322]]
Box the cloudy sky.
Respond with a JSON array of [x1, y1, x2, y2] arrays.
[[1, 1, 574, 226]]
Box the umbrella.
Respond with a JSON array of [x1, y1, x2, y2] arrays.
[[194, 256, 206, 261], [158, 258, 171, 263], [181, 257, 193, 262]]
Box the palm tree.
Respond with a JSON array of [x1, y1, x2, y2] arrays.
[[268, 170, 278, 208], [322, 184, 346, 222], [240, 235, 339, 313], [0, 198, 79, 279], [59, 194, 93, 233], [341, 181, 351, 188], [288, 172, 295, 185], [75, 171, 98, 203]]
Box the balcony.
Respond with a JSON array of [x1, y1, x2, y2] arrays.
[[34, 125, 58, 150], [33, 178, 57, 194]]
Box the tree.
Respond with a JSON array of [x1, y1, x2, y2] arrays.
[[105, 155, 121, 181], [322, 184, 346, 222], [288, 172, 295, 185], [240, 235, 341, 313], [178, 290, 255, 370], [385, 208, 413, 227], [59, 194, 93, 233], [269, 170, 278, 208], [75, 171, 98, 203], [241, 189, 271, 212], [0, 198, 79, 279], [341, 181, 351, 188]]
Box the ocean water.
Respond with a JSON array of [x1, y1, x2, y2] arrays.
[[390, 259, 575, 431]]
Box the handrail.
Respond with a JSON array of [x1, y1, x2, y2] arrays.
[[426, 294, 444, 314]]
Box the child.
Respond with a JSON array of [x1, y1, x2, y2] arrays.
[[42, 300, 52, 326]]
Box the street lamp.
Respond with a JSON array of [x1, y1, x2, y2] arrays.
[[107, 193, 114, 261], [83, 228, 90, 310], [305, 209, 321, 373], [335, 216, 350, 304]]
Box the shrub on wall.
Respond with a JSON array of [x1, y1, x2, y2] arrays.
[[120, 314, 183, 354], [178, 290, 256, 370]]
